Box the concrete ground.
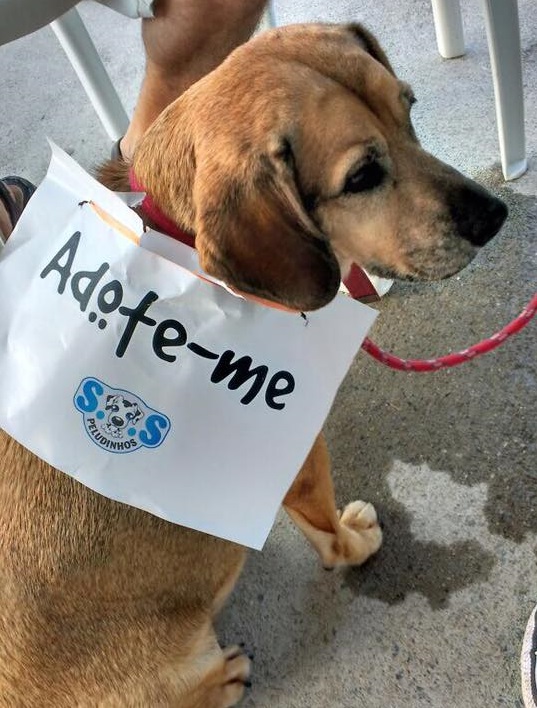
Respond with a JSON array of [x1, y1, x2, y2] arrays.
[[1, 0, 536, 705]]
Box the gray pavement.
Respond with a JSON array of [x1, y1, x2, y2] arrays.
[[1, 0, 536, 706]]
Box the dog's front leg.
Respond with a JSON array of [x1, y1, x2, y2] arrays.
[[283, 434, 382, 569]]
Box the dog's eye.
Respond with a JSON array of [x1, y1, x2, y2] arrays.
[[343, 162, 385, 194]]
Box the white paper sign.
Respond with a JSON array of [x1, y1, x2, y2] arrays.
[[0, 145, 377, 549]]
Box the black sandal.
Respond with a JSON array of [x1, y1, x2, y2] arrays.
[[111, 138, 123, 160], [522, 605, 537, 708], [0, 176, 36, 231]]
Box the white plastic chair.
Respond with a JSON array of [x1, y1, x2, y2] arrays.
[[0, 0, 276, 142], [431, 0, 527, 181], [0, 0, 132, 140], [50, 7, 130, 141]]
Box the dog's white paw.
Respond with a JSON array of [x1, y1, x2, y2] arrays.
[[340, 499, 379, 530], [325, 500, 382, 568]]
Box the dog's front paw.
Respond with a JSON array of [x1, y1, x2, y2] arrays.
[[340, 499, 380, 532], [324, 500, 382, 569]]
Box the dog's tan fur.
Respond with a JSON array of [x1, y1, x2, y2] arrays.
[[0, 24, 505, 706]]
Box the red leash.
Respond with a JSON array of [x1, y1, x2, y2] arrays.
[[361, 292, 537, 372]]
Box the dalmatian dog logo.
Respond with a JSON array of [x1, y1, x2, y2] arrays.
[[74, 377, 171, 453], [102, 394, 144, 439]]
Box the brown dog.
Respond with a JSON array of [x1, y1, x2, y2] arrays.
[[0, 24, 506, 707]]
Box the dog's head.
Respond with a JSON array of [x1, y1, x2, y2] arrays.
[[133, 23, 507, 310], [104, 395, 144, 432]]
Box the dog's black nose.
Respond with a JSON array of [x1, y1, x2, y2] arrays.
[[448, 183, 507, 247], [111, 416, 124, 427]]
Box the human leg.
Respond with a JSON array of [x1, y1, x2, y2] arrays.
[[121, 0, 267, 158]]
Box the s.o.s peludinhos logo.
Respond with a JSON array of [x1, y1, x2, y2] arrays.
[[74, 377, 170, 453]]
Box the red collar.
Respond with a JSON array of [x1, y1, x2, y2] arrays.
[[129, 169, 195, 248]]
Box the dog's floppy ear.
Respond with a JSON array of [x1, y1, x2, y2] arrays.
[[193, 137, 341, 312]]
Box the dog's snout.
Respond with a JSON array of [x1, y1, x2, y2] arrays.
[[111, 415, 124, 427], [448, 183, 507, 247]]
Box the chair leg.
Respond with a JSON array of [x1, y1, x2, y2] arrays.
[[258, 0, 276, 31], [481, 0, 527, 180], [50, 7, 129, 141], [431, 0, 465, 58]]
